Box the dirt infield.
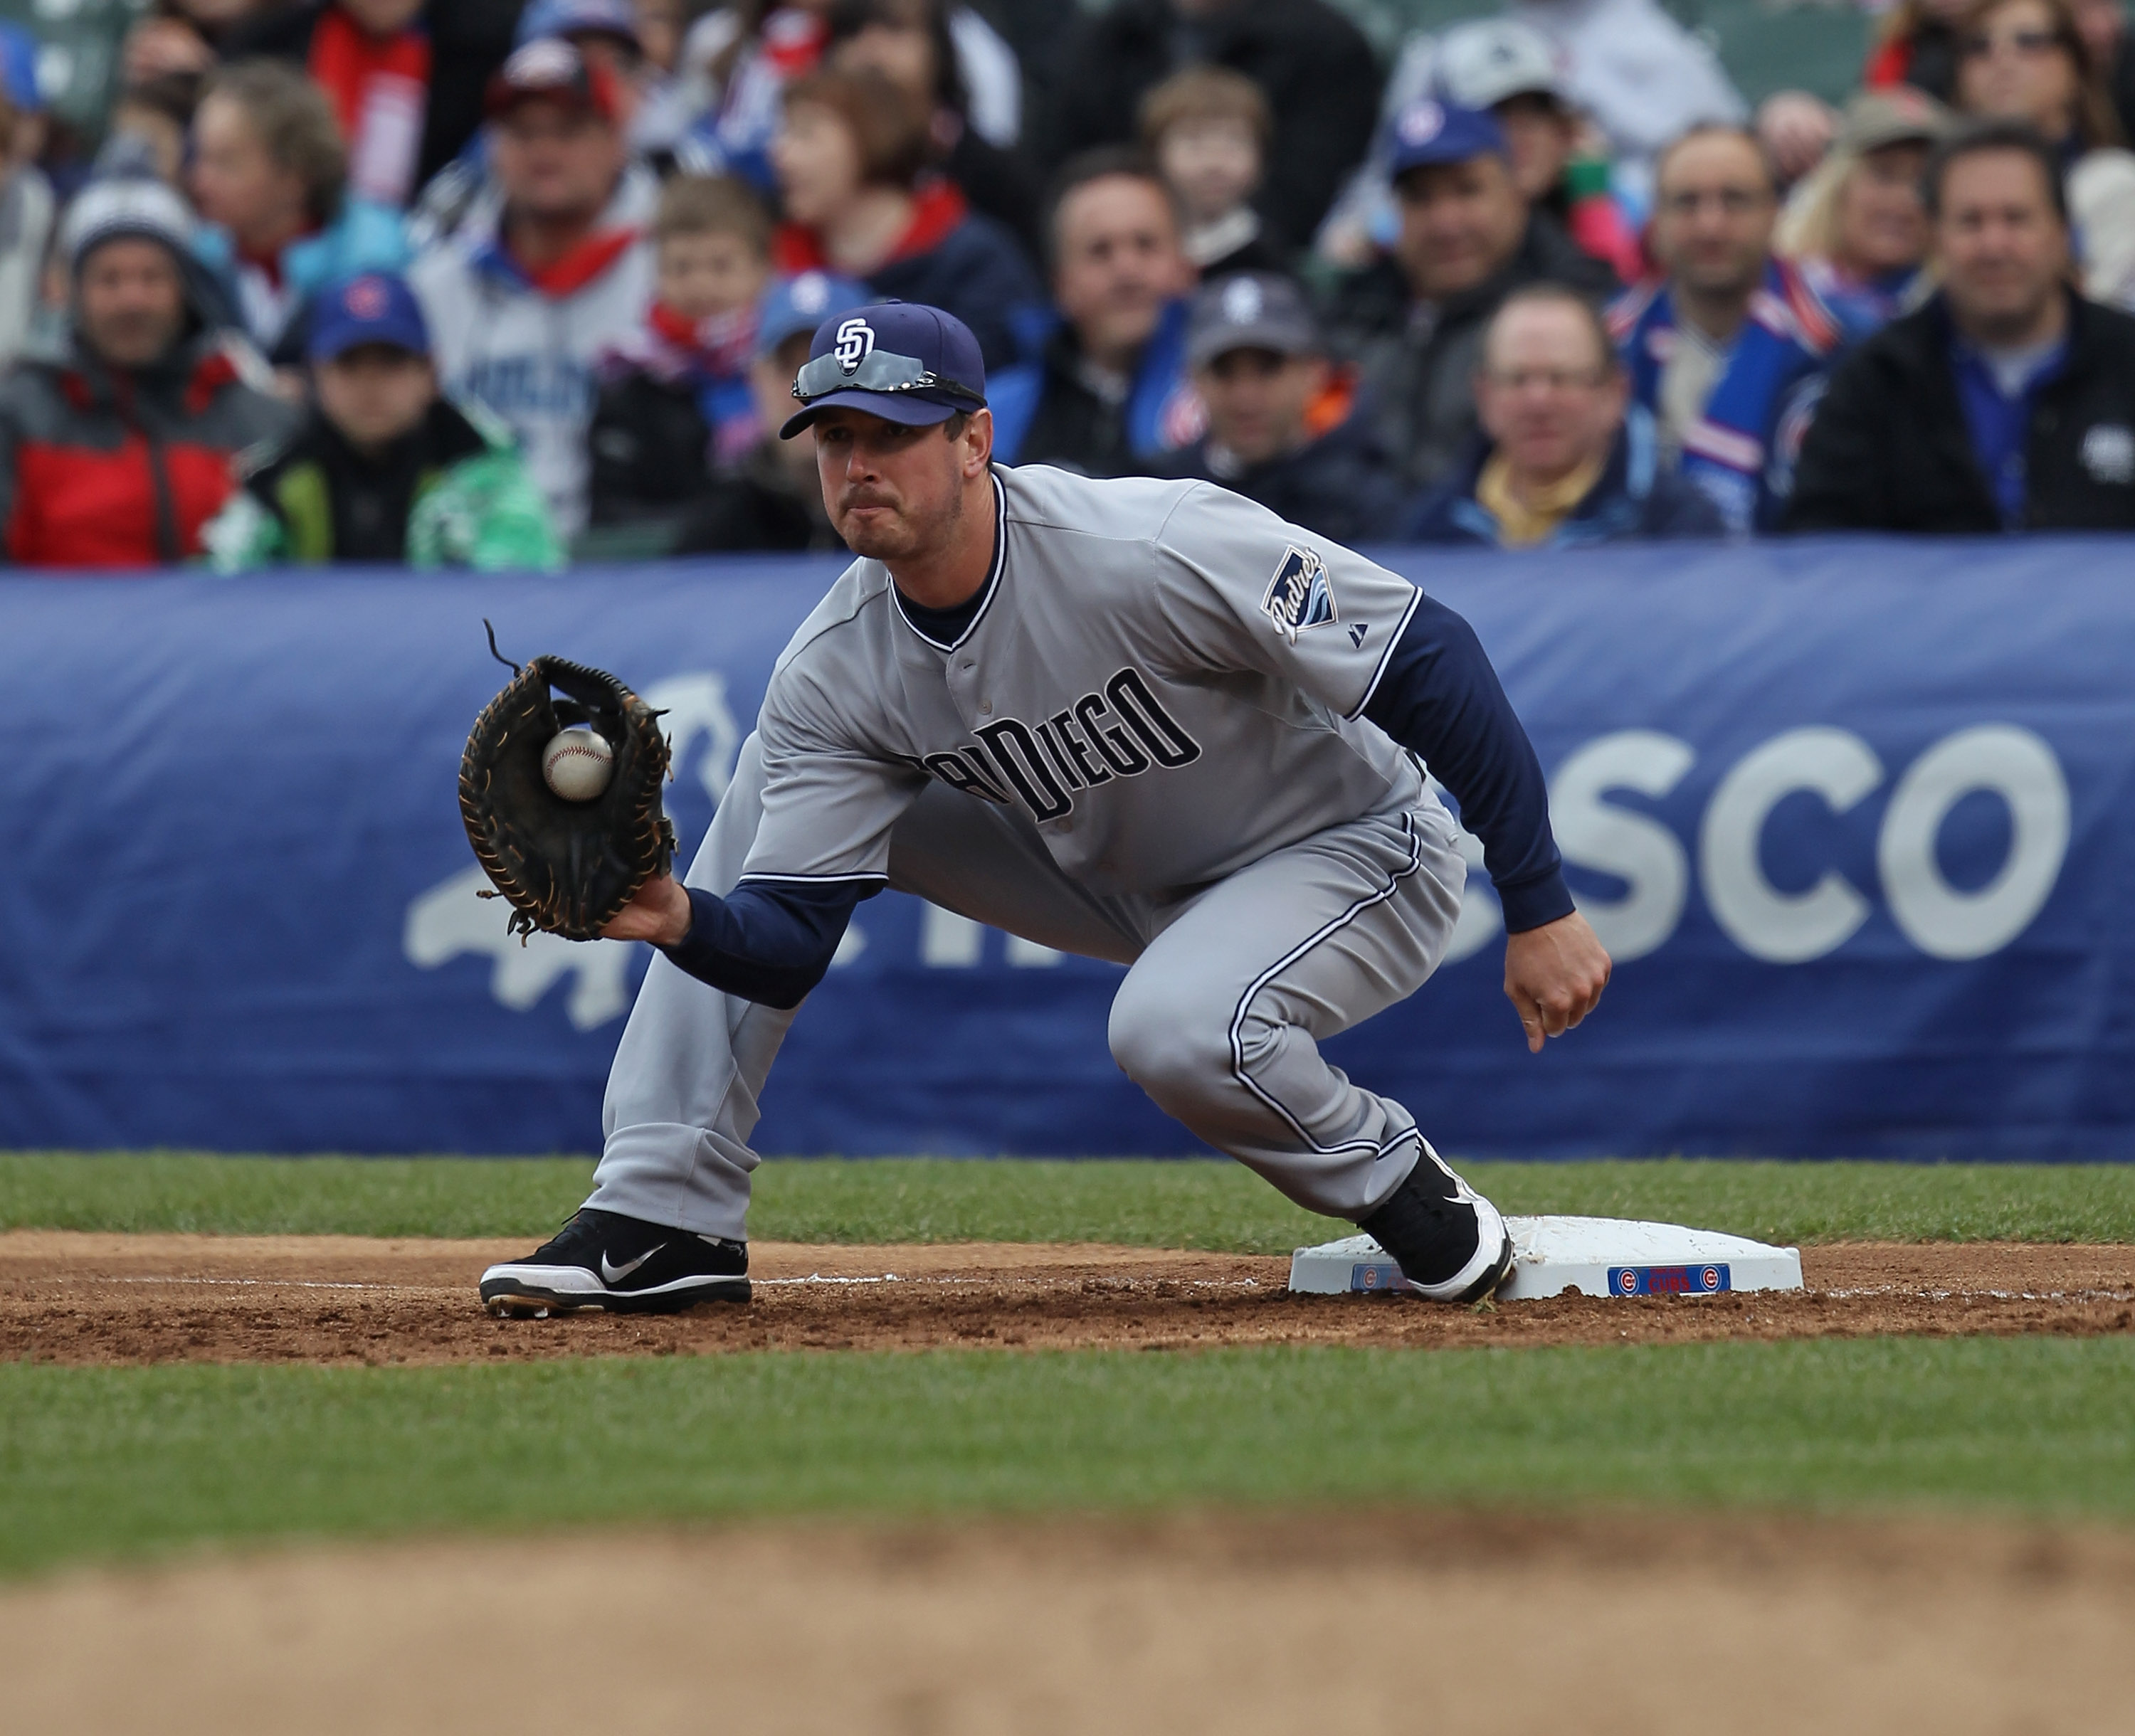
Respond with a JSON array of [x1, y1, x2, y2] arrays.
[[4, 1232, 2131, 1364], [6, 1510, 2134, 1734]]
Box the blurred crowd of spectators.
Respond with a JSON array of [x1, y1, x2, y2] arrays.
[[1, 0, 2134, 570]]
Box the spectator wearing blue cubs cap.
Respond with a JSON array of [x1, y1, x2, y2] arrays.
[[205, 271, 562, 571], [1322, 95, 1620, 493]]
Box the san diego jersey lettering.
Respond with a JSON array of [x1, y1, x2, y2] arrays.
[[739, 466, 1432, 899], [919, 665, 1202, 821]]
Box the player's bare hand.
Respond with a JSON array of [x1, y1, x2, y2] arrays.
[[1503, 911, 1611, 1054], [601, 874, 692, 947]]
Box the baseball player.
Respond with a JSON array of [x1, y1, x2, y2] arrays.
[[478, 301, 1611, 1316]]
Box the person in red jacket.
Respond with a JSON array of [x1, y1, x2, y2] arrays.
[[0, 178, 297, 569]]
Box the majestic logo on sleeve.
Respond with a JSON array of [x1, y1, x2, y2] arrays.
[[918, 667, 1202, 823], [833, 317, 876, 374], [1261, 546, 1338, 642]]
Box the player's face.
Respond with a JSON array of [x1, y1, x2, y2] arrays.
[[1474, 300, 1627, 485], [1933, 148, 2072, 341], [811, 406, 989, 559], [1651, 132, 1776, 300], [1195, 346, 1326, 465], [1393, 154, 1529, 300]]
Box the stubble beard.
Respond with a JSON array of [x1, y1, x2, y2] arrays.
[[837, 465, 964, 564]]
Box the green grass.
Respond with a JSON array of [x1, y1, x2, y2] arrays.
[[5, 1152, 2135, 1249], [4, 1338, 2132, 1579]]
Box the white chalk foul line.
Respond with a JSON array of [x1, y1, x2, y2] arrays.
[[1818, 1285, 2135, 1302], [23, 1272, 1266, 1293]]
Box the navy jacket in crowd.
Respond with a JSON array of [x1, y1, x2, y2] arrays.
[[777, 186, 1043, 374], [1785, 290, 2135, 534], [1406, 406, 1727, 547], [1164, 390, 1408, 544]]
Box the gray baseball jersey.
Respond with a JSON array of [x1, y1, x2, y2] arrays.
[[742, 465, 1430, 899], [591, 462, 1565, 1237]]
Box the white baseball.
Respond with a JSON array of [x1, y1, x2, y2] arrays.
[[542, 729, 614, 801]]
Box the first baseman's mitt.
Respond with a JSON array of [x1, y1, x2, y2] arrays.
[[459, 632, 676, 942]]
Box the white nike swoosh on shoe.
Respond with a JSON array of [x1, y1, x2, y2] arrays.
[[599, 1246, 665, 1285]]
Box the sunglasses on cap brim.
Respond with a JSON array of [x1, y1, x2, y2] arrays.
[[791, 348, 986, 407]]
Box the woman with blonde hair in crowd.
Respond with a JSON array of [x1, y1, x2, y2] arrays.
[[1777, 88, 1949, 340], [1950, 0, 2135, 303]]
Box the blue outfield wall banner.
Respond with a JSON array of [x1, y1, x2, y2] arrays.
[[1, 534, 2132, 1160]]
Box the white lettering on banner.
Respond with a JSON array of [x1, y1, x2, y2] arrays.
[[410, 693, 2074, 1029], [1878, 726, 2070, 960], [922, 903, 984, 966], [1550, 731, 1697, 961], [404, 867, 636, 1030], [637, 671, 742, 803], [1430, 777, 1499, 963], [921, 904, 1063, 967], [1700, 727, 1884, 963]]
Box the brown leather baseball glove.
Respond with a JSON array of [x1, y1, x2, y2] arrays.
[[460, 636, 676, 942]]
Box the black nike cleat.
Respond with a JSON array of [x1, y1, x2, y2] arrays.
[[1357, 1144, 1514, 1303], [479, 1208, 750, 1316]]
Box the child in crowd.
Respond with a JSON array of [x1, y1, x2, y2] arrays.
[[586, 173, 774, 535], [206, 272, 563, 570], [1138, 67, 1284, 279], [670, 265, 868, 552]]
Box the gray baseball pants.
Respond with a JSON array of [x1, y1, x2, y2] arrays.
[[588, 732, 1467, 1240]]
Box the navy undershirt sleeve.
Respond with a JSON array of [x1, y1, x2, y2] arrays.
[[658, 879, 882, 1009], [1361, 593, 1574, 933]]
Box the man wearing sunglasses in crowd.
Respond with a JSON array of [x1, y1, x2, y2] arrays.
[[477, 299, 1612, 1322]]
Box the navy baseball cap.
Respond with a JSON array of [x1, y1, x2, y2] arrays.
[[757, 270, 872, 359], [780, 300, 988, 439], [309, 272, 431, 362], [1386, 99, 1508, 176], [1187, 272, 1319, 369]]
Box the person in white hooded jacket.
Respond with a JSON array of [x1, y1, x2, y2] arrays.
[[409, 38, 655, 539]]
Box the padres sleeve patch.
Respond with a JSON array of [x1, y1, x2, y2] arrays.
[[1260, 546, 1338, 642]]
